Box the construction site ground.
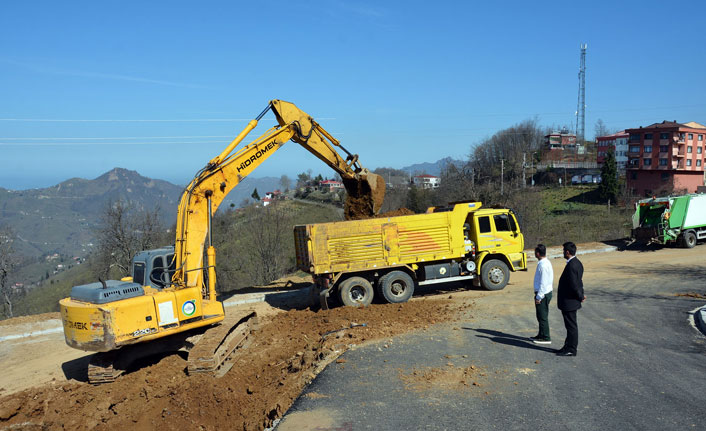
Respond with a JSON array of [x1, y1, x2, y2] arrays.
[[1, 245, 705, 430]]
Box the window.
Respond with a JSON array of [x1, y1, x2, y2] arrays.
[[699, 135, 703, 141], [688, 146, 693, 153], [133, 263, 145, 285], [631, 172, 637, 180], [688, 133, 694, 140], [660, 132, 669, 140], [644, 133, 653, 140], [698, 160, 702, 167], [643, 158, 651, 166], [679, 133, 686, 142], [151, 256, 165, 287], [660, 145, 669, 153], [661, 173, 670, 181], [644, 145, 652, 153], [659, 158, 668, 166], [629, 146, 640, 153], [629, 134, 641, 142], [687, 159, 692, 166], [698, 147, 703, 154], [493, 214, 512, 232], [478, 216, 491, 233]]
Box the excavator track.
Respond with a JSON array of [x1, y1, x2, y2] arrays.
[[88, 351, 124, 384], [187, 310, 259, 377]]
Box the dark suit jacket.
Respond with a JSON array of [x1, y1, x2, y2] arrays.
[[557, 257, 584, 311]]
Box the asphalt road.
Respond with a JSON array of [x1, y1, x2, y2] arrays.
[[276, 247, 706, 431]]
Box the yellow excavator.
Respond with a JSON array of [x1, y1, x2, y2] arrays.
[[59, 100, 384, 383]]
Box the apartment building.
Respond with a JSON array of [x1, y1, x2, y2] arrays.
[[625, 121, 706, 196]]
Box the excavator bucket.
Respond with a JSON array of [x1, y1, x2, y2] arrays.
[[343, 169, 386, 220]]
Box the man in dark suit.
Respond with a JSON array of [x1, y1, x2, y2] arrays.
[[556, 242, 585, 357]]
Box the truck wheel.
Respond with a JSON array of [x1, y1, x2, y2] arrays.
[[339, 277, 374, 307], [378, 271, 415, 303], [683, 231, 697, 249], [480, 259, 509, 291]]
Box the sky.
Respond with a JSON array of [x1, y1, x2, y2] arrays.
[[1, 0, 705, 189]]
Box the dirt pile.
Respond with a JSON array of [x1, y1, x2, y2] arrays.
[[0, 299, 471, 431], [377, 208, 415, 218]]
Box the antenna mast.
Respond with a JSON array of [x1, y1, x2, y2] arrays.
[[576, 43, 587, 143]]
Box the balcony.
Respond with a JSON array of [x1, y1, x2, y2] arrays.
[[672, 148, 685, 157]]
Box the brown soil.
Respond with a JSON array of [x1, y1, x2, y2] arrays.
[[343, 174, 386, 220], [0, 299, 469, 431], [675, 292, 706, 299], [377, 208, 415, 218], [398, 364, 487, 393], [0, 312, 61, 326]]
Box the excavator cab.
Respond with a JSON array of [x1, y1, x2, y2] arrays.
[[131, 247, 176, 289]]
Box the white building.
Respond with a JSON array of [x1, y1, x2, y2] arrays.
[[413, 174, 440, 189]]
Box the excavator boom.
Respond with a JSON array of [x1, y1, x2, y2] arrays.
[[173, 99, 384, 293]]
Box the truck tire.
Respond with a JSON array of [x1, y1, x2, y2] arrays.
[[339, 277, 374, 307], [378, 271, 415, 304], [683, 231, 697, 249], [480, 259, 509, 291]]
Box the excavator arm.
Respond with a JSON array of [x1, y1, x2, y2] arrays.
[[172, 100, 384, 297]]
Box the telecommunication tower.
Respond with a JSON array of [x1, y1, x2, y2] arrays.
[[576, 43, 587, 143]]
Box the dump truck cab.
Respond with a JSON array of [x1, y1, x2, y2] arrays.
[[466, 207, 525, 272]]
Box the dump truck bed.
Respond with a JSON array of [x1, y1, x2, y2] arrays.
[[295, 208, 472, 275]]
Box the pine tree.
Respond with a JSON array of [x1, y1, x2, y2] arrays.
[[251, 188, 260, 201], [599, 150, 619, 203]]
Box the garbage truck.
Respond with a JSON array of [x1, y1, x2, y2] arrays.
[[631, 193, 706, 248]]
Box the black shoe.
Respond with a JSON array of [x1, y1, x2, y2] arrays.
[[532, 338, 551, 345], [556, 350, 576, 357], [528, 335, 541, 341]]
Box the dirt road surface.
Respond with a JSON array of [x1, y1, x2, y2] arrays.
[[1, 246, 704, 430]]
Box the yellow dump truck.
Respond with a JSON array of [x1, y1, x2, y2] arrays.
[[294, 202, 527, 307]]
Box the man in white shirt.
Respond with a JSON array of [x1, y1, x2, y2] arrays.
[[530, 244, 553, 344]]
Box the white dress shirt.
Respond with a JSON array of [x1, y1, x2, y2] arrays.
[[534, 257, 554, 301]]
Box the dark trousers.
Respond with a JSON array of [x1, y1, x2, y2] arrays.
[[535, 292, 552, 339], [561, 310, 578, 354]]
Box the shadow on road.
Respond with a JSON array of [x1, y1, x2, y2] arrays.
[[610, 264, 706, 282], [464, 328, 556, 353]]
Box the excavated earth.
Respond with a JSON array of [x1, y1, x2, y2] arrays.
[[0, 299, 471, 431], [343, 174, 386, 220]]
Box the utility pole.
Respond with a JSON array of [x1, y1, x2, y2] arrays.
[[576, 43, 587, 144], [500, 159, 504, 195], [522, 153, 526, 188]]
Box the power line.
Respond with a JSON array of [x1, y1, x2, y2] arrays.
[[0, 141, 227, 146], [0, 117, 338, 122], [0, 135, 231, 140]]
